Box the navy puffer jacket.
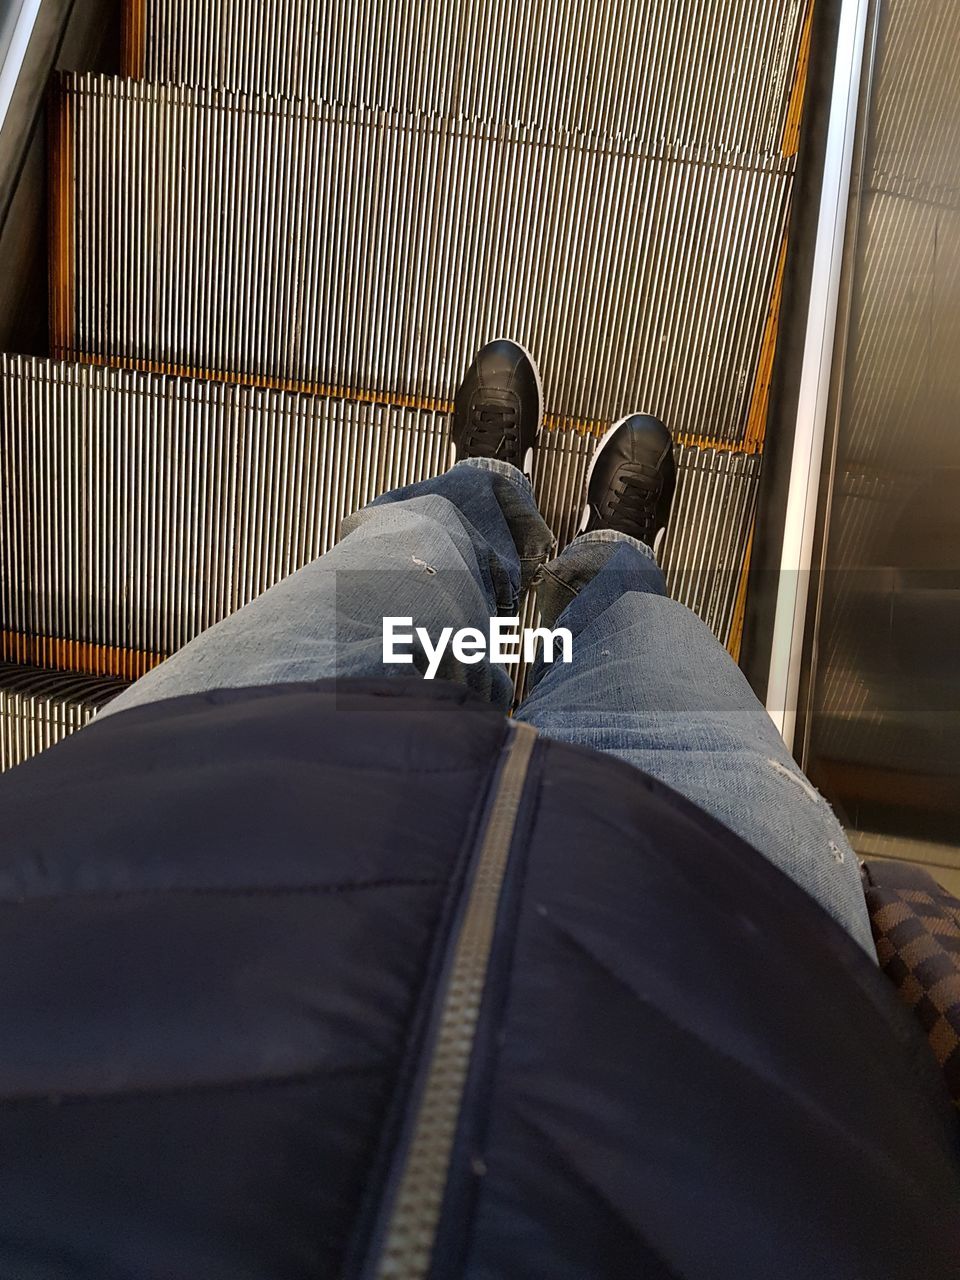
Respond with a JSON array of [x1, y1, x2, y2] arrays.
[[0, 679, 957, 1279]]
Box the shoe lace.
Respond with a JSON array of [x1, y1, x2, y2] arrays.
[[469, 402, 519, 453], [609, 476, 657, 542]]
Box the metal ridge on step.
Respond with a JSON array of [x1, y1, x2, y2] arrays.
[[53, 72, 794, 446], [0, 662, 126, 771], [50, 351, 766, 454], [125, 0, 809, 160], [1, 357, 759, 682]]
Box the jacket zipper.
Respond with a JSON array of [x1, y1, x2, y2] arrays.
[[373, 720, 538, 1280]]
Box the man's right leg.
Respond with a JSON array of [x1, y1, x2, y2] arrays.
[[99, 455, 552, 719], [516, 417, 874, 954], [100, 340, 552, 719], [517, 534, 873, 952]]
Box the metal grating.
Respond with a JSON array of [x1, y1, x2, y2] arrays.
[[1, 358, 759, 681], [1, 357, 450, 673], [664, 444, 761, 640], [0, 663, 126, 771], [12, 2, 814, 760], [137, 0, 808, 158], [58, 73, 792, 444]]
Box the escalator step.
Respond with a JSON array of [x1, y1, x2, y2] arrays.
[[133, 0, 807, 155], [55, 72, 791, 444], [1, 357, 758, 680], [0, 663, 126, 771]]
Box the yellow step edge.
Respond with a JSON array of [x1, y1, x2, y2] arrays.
[[49, 349, 761, 454], [726, 525, 755, 665], [783, 0, 815, 159], [744, 230, 790, 453], [726, 0, 815, 657], [1, 631, 162, 684], [727, 232, 789, 655]]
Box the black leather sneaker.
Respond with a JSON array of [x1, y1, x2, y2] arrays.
[[580, 414, 677, 556], [451, 339, 543, 479]]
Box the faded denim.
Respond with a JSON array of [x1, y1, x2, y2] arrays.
[[103, 457, 874, 952]]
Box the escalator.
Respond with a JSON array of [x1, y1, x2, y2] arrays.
[[1, 0, 822, 760]]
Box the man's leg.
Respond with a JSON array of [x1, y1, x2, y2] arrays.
[[101, 458, 552, 717], [101, 341, 551, 719], [516, 410, 874, 954]]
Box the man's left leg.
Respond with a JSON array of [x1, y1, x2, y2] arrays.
[[101, 342, 552, 718]]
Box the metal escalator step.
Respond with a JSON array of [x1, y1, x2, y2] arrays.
[[56, 73, 792, 445], [133, 0, 808, 156], [0, 663, 127, 771], [666, 444, 761, 641], [1, 358, 758, 683], [1, 357, 451, 673]]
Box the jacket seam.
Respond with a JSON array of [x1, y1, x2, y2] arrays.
[[0, 1062, 384, 1108], [0, 877, 446, 908]]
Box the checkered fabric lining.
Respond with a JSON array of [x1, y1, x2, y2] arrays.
[[862, 859, 960, 1112]]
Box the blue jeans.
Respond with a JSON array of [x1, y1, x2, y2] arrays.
[[102, 458, 873, 952]]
